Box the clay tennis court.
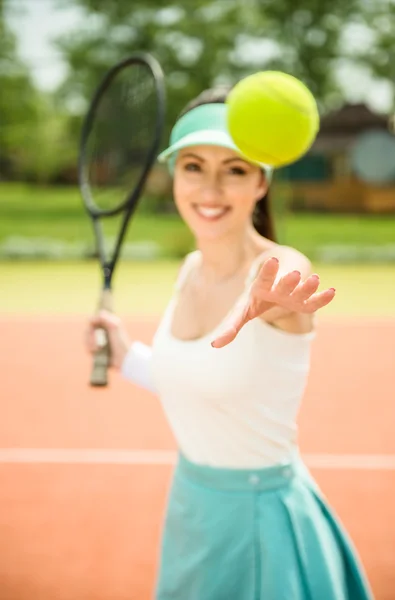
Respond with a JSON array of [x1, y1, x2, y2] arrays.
[[1, 315, 394, 599]]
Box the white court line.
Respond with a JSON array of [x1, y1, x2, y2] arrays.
[[0, 449, 176, 465], [0, 449, 394, 470]]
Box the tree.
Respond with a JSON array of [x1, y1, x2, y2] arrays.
[[0, 3, 40, 177], [0, 0, 76, 182], [346, 0, 395, 107], [55, 0, 372, 135]]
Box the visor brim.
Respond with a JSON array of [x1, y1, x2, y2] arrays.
[[157, 129, 272, 178]]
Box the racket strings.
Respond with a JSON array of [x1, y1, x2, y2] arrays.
[[85, 62, 159, 213]]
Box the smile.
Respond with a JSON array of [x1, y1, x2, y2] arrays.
[[192, 205, 231, 221]]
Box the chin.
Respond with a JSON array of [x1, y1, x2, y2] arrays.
[[190, 223, 236, 243]]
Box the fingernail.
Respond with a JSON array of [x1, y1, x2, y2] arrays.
[[292, 270, 301, 276], [271, 257, 279, 263], [312, 273, 320, 279], [330, 287, 336, 292]]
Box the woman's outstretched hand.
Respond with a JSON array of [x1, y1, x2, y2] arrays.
[[211, 257, 335, 349]]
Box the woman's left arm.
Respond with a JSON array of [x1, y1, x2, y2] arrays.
[[211, 248, 335, 348]]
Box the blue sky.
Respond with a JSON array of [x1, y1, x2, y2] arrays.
[[7, 0, 84, 90], [6, 0, 393, 113]]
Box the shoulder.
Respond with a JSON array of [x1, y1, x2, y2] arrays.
[[264, 244, 312, 278]]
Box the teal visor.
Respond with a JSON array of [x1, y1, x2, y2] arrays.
[[157, 103, 273, 180]]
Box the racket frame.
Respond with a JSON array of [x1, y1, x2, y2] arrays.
[[78, 52, 166, 385]]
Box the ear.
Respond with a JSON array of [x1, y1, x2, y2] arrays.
[[254, 170, 268, 202]]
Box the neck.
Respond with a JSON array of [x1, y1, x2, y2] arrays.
[[196, 226, 270, 282]]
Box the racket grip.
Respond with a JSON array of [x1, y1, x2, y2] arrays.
[[90, 328, 110, 386], [90, 289, 113, 387]]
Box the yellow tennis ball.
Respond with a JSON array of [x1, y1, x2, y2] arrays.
[[226, 71, 320, 167]]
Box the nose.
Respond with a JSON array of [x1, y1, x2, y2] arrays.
[[199, 173, 223, 203]]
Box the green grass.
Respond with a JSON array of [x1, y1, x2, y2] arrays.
[[0, 183, 189, 256], [1, 183, 395, 261], [1, 261, 394, 317], [280, 213, 395, 256], [1, 183, 393, 317]]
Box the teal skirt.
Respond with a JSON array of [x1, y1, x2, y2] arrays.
[[155, 454, 373, 600]]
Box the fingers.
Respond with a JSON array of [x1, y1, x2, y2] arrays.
[[290, 274, 320, 306], [211, 326, 238, 349], [86, 330, 98, 353], [272, 271, 335, 314], [274, 270, 301, 297], [303, 288, 336, 313], [288, 273, 335, 313], [86, 325, 106, 353], [254, 257, 280, 292], [211, 303, 250, 349], [89, 310, 120, 330], [94, 327, 108, 350], [85, 310, 120, 354]]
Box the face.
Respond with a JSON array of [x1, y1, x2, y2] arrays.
[[173, 145, 268, 241]]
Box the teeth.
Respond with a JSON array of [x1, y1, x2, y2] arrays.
[[195, 206, 227, 218]]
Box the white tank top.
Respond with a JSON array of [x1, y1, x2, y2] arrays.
[[151, 251, 315, 468]]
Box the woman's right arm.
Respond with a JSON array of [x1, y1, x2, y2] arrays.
[[121, 340, 157, 393], [86, 310, 157, 394]]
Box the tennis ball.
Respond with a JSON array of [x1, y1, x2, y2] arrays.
[[226, 71, 320, 167]]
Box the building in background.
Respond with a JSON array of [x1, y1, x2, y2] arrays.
[[279, 103, 395, 213]]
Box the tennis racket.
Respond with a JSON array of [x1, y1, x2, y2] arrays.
[[78, 53, 166, 387]]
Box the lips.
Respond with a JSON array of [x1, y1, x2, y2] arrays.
[[192, 204, 230, 220]]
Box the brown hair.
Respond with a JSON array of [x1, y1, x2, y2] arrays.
[[178, 87, 276, 242]]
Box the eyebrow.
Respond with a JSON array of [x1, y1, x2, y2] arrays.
[[223, 157, 249, 165], [180, 152, 204, 161], [180, 152, 249, 165]]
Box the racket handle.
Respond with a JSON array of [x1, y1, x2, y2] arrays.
[[90, 289, 113, 388], [90, 328, 110, 386]]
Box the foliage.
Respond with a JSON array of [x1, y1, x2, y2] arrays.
[[1, 1, 77, 182], [0, 11, 39, 176], [3, 0, 395, 182], [54, 0, 372, 136]]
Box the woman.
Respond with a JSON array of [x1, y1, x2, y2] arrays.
[[87, 87, 373, 599]]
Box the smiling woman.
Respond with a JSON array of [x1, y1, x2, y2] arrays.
[[159, 88, 276, 242], [85, 86, 374, 600], [174, 145, 267, 239]]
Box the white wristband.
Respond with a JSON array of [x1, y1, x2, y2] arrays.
[[121, 341, 156, 394]]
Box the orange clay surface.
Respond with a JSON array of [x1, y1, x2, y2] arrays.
[[0, 316, 394, 600]]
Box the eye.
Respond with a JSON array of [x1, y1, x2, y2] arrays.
[[229, 165, 247, 176], [184, 162, 201, 172]]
